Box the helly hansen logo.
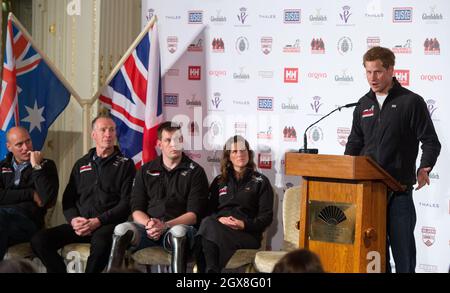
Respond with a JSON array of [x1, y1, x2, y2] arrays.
[[146, 170, 161, 176], [80, 164, 92, 173], [219, 186, 228, 196], [362, 106, 374, 118], [394, 70, 410, 86], [188, 66, 201, 80], [284, 68, 299, 83], [1, 167, 13, 174]]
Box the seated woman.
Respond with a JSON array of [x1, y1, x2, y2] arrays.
[[196, 135, 274, 273]]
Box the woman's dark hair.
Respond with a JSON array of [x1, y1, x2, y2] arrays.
[[272, 249, 324, 273], [219, 135, 255, 183]]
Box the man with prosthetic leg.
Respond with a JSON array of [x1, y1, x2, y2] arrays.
[[108, 121, 208, 272]]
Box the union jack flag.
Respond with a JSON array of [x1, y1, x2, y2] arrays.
[[100, 23, 163, 168], [0, 15, 71, 159]]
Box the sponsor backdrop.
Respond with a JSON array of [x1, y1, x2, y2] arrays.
[[142, 0, 449, 272]]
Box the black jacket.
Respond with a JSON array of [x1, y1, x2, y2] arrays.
[[345, 78, 441, 186], [131, 153, 208, 224], [63, 147, 135, 225], [208, 169, 274, 236], [0, 153, 59, 228]]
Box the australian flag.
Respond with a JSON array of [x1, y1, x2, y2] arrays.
[[0, 15, 71, 159], [100, 22, 163, 169]]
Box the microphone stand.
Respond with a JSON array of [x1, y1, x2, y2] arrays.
[[299, 104, 355, 154]]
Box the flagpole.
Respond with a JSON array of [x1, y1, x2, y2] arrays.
[[89, 15, 158, 105], [8, 13, 82, 105]]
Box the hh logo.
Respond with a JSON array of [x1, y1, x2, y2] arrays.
[[188, 66, 201, 80], [394, 69, 410, 86], [284, 68, 299, 83]]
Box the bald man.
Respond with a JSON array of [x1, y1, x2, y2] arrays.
[[0, 127, 59, 260]]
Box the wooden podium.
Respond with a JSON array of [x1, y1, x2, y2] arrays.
[[285, 153, 404, 273]]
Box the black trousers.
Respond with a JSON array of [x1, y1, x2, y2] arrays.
[[387, 188, 417, 273], [31, 223, 115, 273]]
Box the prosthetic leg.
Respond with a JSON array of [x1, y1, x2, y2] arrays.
[[166, 225, 189, 273], [106, 222, 138, 272]]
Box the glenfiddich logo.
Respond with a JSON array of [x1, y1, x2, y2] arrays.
[[186, 94, 202, 107], [335, 69, 354, 83], [310, 9, 327, 24], [422, 6, 443, 21], [211, 10, 227, 24]]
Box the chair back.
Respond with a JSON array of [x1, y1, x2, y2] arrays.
[[282, 186, 301, 251]]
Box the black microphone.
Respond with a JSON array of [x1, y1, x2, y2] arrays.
[[299, 102, 360, 154]]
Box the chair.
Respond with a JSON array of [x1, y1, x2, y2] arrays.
[[60, 243, 91, 273], [132, 190, 278, 273], [4, 207, 55, 260], [253, 186, 301, 273]]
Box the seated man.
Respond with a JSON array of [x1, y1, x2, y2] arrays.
[[0, 127, 58, 260], [31, 114, 135, 273], [108, 121, 209, 273]]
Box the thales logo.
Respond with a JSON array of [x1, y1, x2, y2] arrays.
[[188, 11, 203, 24], [394, 70, 410, 86], [188, 66, 201, 80], [284, 68, 299, 83], [284, 9, 301, 23], [393, 7, 413, 23]]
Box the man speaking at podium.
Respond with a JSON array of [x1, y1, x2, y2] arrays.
[[344, 46, 441, 273]]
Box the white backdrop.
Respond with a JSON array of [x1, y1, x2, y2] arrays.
[[142, 0, 449, 272]]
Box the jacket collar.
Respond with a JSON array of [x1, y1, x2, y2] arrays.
[[86, 146, 121, 165], [366, 77, 403, 104], [154, 152, 192, 172]]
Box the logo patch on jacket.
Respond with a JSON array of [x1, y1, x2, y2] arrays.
[[80, 164, 92, 173], [219, 186, 228, 197], [147, 170, 161, 176], [1, 167, 13, 174], [362, 106, 375, 118]]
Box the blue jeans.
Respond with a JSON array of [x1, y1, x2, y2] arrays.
[[387, 188, 417, 273], [131, 223, 196, 253], [0, 207, 38, 260]]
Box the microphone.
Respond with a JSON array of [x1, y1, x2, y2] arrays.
[[299, 102, 360, 154]]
